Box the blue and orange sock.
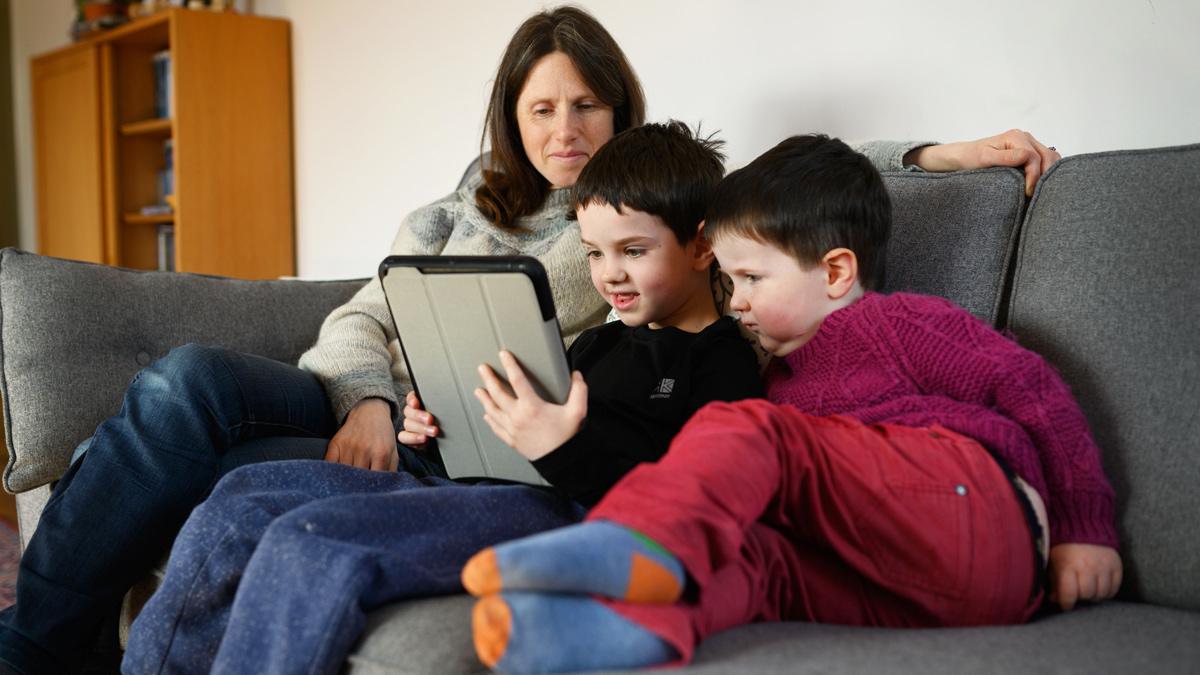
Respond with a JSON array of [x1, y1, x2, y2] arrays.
[[472, 592, 676, 673], [462, 521, 685, 604]]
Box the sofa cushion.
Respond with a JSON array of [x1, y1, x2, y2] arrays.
[[348, 595, 485, 674], [1005, 143, 1200, 611], [0, 249, 365, 493], [881, 167, 1026, 325], [651, 602, 1200, 675], [345, 598, 1200, 674]]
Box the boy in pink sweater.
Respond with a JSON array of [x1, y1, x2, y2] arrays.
[[460, 134, 1123, 673]]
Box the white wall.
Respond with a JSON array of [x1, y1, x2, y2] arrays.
[[8, 0, 75, 259], [10, 1, 1200, 279]]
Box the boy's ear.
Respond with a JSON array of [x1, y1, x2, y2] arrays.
[[691, 221, 715, 270], [822, 248, 859, 300]]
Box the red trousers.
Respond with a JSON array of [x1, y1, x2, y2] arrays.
[[589, 399, 1042, 663]]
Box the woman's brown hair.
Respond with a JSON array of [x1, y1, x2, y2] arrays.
[[475, 6, 645, 229]]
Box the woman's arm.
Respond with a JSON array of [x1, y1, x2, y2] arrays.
[[857, 129, 1061, 197], [903, 129, 1062, 196], [298, 193, 462, 469]]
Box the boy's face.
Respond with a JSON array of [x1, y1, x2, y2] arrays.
[[578, 203, 707, 330], [713, 233, 834, 357]]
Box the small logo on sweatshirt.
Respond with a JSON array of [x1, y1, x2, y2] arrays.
[[650, 378, 675, 400]]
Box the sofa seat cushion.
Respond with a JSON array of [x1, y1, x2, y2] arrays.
[[345, 598, 1200, 674]]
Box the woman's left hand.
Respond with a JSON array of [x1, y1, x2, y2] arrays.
[[475, 350, 588, 461], [904, 129, 1062, 196]]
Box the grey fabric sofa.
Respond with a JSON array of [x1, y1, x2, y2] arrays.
[[2, 143, 1199, 673]]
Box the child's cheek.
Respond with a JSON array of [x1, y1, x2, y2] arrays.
[[588, 268, 607, 298]]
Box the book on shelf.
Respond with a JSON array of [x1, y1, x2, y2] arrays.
[[156, 138, 174, 206], [141, 138, 175, 217], [157, 224, 175, 272], [140, 204, 173, 217], [152, 49, 173, 119]]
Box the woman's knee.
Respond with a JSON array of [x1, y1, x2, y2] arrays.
[[157, 343, 240, 383], [131, 343, 241, 401]]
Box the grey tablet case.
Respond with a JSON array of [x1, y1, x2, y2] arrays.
[[379, 256, 570, 485]]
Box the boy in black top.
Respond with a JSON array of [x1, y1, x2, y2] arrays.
[[403, 120, 764, 506]]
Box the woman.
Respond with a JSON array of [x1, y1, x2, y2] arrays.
[[0, 7, 1057, 675]]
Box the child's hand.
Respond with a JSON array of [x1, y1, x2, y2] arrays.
[[398, 391, 438, 448], [474, 350, 587, 461], [1047, 543, 1123, 611]]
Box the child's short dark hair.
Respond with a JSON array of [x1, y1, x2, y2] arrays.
[[705, 134, 892, 290], [572, 120, 725, 244]]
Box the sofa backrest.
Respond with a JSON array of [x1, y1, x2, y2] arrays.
[[0, 249, 364, 493], [1005, 143, 1200, 611], [881, 168, 1026, 326]]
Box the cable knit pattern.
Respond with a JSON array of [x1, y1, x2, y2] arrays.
[[765, 292, 1118, 548], [298, 172, 607, 423]]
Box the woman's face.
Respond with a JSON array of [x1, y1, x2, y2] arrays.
[[515, 51, 615, 189]]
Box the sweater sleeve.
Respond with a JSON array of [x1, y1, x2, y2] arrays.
[[851, 140, 937, 172], [881, 297, 1118, 548], [297, 193, 461, 423]]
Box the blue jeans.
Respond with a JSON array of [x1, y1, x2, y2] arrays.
[[122, 461, 584, 675], [0, 344, 342, 674]]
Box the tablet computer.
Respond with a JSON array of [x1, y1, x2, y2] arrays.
[[379, 255, 570, 485]]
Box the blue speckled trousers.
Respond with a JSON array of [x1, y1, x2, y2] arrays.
[[122, 458, 584, 675]]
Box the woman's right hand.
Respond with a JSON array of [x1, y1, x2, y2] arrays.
[[398, 391, 439, 447], [325, 397, 399, 472]]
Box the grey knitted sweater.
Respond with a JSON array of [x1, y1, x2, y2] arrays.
[[298, 140, 930, 423]]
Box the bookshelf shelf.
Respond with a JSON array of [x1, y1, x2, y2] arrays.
[[123, 212, 174, 225], [31, 9, 294, 278], [120, 118, 172, 136]]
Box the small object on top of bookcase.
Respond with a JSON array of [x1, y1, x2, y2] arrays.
[[131, 0, 252, 17], [72, 1, 132, 41], [31, 8, 294, 280]]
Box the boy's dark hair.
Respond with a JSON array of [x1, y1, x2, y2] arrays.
[[705, 134, 892, 290], [572, 120, 725, 244]]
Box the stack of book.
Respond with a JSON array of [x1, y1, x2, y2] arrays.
[[152, 49, 172, 119]]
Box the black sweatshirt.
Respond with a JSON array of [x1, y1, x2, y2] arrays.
[[532, 316, 764, 506]]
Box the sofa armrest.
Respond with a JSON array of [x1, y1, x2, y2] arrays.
[[0, 248, 365, 494]]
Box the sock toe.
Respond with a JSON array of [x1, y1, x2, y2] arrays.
[[627, 551, 684, 603], [471, 595, 512, 668], [462, 548, 501, 597]]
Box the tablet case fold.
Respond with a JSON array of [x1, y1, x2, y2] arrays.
[[380, 256, 569, 485]]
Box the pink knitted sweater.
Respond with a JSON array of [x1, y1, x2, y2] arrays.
[[765, 292, 1118, 548]]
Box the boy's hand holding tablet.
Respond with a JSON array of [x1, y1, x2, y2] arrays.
[[475, 350, 589, 461]]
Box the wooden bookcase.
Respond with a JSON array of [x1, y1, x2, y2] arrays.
[[30, 9, 294, 279]]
